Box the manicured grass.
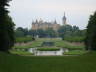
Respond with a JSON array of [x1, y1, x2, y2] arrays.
[[64, 36, 85, 42], [10, 50, 33, 56], [55, 41, 85, 50], [64, 50, 87, 55], [0, 51, 96, 72], [16, 37, 33, 43], [14, 40, 43, 49], [14, 38, 85, 50], [36, 38, 62, 42]]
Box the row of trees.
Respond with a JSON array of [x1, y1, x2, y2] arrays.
[[85, 12, 96, 50], [15, 27, 57, 38], [15, 25, 85, 38], [0, 0, 15, 52], [58, 25, 85, 39]]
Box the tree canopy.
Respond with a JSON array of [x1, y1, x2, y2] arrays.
[[85, 12, 96, 50], [0, 0, 15, 52]]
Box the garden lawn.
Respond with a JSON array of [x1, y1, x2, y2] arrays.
[[10, 50, 33, 56], [0, 51, 96, 72], [55, 41, 85, 50], [14, 38, 85, 50]]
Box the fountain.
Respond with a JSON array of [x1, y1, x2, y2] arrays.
[[41, 41, 54, 46]]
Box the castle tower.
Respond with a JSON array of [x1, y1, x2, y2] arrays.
[[54, 19, 57, 24], [39, 18, 43, 24], [36, 19, 38, 23], [62, 12, 67, 25]]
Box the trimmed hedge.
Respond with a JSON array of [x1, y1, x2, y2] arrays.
[[55, 41, 85, 50], [64, 36, 85, 42], [15, 37, 34, 43], [37, 48, 60, 51]]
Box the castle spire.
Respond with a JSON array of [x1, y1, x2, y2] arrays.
[[64, 12, 65, 17], [36, 19, 38, 23], [62, 12, 67, 25], [54, 19, 57, 24]]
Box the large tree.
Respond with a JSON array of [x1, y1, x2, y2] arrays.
[[85, 12, 96, 50], [58, 25, 73, 38], [45, 28, 57, 38], [0, 0, 15, 52], [16, 27, 28, 36]]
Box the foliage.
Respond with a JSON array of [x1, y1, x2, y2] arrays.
[[15, 37, 34, 43], [14, 40, 43, 49], [15, 30, 25, 37], [85, 12, 96, 50], [37, 48, 60, 51], [28, 28, 57, 38], [58, 25, 72, 38], [58, 25, 85, 40], [0, 0, 15, 52], [28, 29, 37, 37], [15, 27, 28, 37], [36, 29, 46, 38], [64, 50, 87, 55], [28, 25, 85, 38], [55, 41, 84, 50], [64, 36, 85, 42], [45, 28, 57, 38], [10, 50, 33, 56]]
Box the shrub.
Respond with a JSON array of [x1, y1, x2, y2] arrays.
[[37, 48, 60, 51], [15, 37, 34, 43], [64, 36, 85, 42]]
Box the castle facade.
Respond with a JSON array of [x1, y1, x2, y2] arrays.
[[32, 13, 67, 31]]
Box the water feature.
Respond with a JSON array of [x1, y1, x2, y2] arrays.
[[41, 41, 54, 46], [28, 48, 69, 56], [14, 40, 69, 56]]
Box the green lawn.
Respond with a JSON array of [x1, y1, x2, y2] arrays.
[[55, 41, 84, 50], [64, 50, 87, 55], [10, 50, 33, 56], [14, 40, 43, 49], [0, 51, 96, 72]]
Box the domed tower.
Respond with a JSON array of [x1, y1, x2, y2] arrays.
[[62, 12, 67, 25]]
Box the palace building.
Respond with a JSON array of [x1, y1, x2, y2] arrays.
[[32, 13, 67, 31]]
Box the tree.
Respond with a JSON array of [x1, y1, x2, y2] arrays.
[[45, 28, 57, 38], [72, 26, 80, 36], [0, 0, 15, 52], [36, 29, 46, 38], [85, 12, 96, 50], [23, 28, 28, 36], [28, 29, 37, 37], [58, 25, 72, 38], [15, 27, 28, 37], [15, 30, 24, 37], [6, 15, 15, 50]]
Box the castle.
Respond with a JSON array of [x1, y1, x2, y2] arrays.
[[32, 13, 67, 31]]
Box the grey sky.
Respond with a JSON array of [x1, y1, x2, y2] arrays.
[[8, 0, 96, 29]]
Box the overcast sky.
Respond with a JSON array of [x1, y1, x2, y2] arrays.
[[8, 0, 96, 29]]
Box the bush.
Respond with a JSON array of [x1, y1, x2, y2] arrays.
[[64, 36, 85, 42], [15, 37, 34, 43], [37, 48, 60, 51]]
